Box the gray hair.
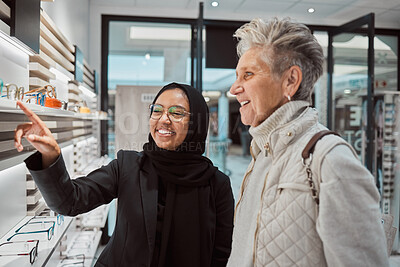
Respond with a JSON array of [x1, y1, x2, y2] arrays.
[[234, 17, 324, 102]]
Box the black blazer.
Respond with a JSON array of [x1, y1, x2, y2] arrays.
[[26, 150, 234, 267]]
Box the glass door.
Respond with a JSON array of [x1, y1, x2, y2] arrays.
[[328, 13, 375, 172]]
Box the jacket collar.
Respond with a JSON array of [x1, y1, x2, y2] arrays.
[[249, 101, 318, 158]]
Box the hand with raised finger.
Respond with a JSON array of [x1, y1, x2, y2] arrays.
[[14, 101, 61, 168]]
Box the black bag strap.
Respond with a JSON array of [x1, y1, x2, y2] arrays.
[[302, 130, 340, 160], [302, 130, 340, 205]]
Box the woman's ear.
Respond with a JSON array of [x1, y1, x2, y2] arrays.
[[282, 65, 302, 98]]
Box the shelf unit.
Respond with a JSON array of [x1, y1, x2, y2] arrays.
[[0, 4, 106, 266]]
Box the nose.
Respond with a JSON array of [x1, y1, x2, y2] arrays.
[[230, 78, 243, 95], [159, 110, 171, 123]]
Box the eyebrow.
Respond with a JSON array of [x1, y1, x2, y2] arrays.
[[154, 103, 188, 110]]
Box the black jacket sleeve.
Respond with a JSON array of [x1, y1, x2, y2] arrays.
[[25, 151, 122, 216], [211, 172, 235, 267]]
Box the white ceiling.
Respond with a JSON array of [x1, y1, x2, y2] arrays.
[[90, 0, 400, 29]]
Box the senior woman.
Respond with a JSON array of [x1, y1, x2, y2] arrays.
[[227, 18, 389, 266], [14, 82, 234, 267]]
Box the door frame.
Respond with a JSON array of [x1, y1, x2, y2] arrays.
[[327, 13, 375, 171]]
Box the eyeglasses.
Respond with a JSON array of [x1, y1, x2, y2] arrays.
[[7, 219, 55, 241], [24, 85, 56, 98], [149, 104, 190, 122], [0, 83, 25, 101], [25, 91, 46, 106], [57, 214, 65, 225], [0, 240, 39, 264]]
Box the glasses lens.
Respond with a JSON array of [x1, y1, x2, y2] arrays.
[[48, 227, 54, 240], [150, 104, 163, 119], [7, 84, 18, 100], [168, 106, 186, 122], [30, 246, 37, 264]]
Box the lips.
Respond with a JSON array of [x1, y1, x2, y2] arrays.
[[240, 100, 250, 106]]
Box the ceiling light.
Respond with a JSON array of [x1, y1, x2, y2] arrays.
[[344, 89, 351, 94], [308, 8, 315, 13], [211, 1, 219, 7]]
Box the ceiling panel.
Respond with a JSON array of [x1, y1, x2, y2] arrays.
[[287, 2, 346, 17], [376, 10, 400, 27], [91, 0, 137, 5], [201, 0, 244, 13], [298, 0, 357, 4], [90, 0, 400, 28], [237, 0, 297, 13], [326, 5, 388, 21], [135, 0, 192, 9], [352, 0, 400, 9]]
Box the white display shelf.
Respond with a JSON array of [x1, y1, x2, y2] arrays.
[[0, 98, 107, 120], [0, 216, 73, 267], [26, 190, 41, 205]]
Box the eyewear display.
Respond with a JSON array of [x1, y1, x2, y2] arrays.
[[149, 104, 190, 122], [24, 85, 66, 109], [7, 219, 55, 241], [0, 239, 39, 264], [0, 83, 25, 101]]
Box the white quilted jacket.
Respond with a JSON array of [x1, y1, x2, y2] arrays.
[[228, 101, 389, 267]]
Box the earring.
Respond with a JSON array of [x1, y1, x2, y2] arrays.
[[287, 95, 291, 101]]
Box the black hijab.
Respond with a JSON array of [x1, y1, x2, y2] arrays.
[[142, 82, 218, 267]]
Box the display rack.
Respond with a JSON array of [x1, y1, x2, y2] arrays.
[[0, 3, 106, 266], [0, 216, 73, 266]]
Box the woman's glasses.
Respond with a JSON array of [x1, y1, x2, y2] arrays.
[[149, 104, 190, 122], [0, 240, 39, 264]]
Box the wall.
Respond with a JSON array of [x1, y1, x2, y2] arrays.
[[41, 0, 90, 59]]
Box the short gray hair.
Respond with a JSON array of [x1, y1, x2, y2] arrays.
[[234, 17, 324, 103]]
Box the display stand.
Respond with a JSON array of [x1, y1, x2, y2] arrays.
[[0, 216, 73, 266]]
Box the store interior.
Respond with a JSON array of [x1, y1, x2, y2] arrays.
[[0, 0, 400, 266]]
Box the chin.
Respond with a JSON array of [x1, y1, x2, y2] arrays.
[[155, 141, 175, 151]]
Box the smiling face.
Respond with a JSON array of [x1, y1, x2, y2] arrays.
[[230, 47, 288, 127], [149, 88, 190, 150]]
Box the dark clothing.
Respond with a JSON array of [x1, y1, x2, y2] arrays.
[[142, 82, 230, 266], [25, 150, 234, 267]]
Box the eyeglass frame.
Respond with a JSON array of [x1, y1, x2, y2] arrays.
[[24, 84, 56, 99], [22, 214, 64, 225], [0, 239, 39, 264], [7, 219, 55, 241], [0, 83, 25, 101], [149, 103, 191, 122], [24, 91, 46, 106]]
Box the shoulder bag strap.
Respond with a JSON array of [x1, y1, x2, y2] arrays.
[[301, 130, 340, 205]]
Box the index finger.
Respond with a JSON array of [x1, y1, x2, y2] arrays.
[[16, 100, 46, 127]]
